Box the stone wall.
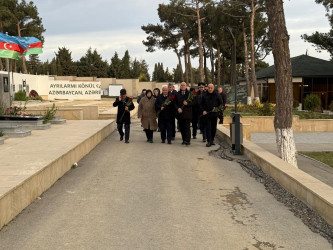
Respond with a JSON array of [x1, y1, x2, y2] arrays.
[[0, 72, 11, 110]]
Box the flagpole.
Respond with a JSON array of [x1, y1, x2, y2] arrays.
[[5, 32, 12, 107]]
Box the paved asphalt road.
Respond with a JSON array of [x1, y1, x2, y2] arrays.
[[0, 121, 331, 250]]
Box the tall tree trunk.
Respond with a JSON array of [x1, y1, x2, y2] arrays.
[[175, 49, 184, 82], [266, 0, 298, 168], [196, 0, 204, 82], [203, 46, 208, 84], [222, 55, 226, 86], [251, 0, 259, 102], [243, 22, 252, 104], [187, 45, 193, 86], [217, 45, 221, 87], [17, 21, 28, 74], [184, 42, 189, 84], [210, 47, 215, 85]]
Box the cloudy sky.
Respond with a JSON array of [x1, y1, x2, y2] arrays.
[[34, 0, 331, 74]]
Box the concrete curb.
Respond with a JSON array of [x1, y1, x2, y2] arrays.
[[0, 120, 116, 230], [216, 125, 333, 227]]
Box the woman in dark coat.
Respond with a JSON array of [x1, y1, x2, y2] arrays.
[[138, 90, 158, 143]]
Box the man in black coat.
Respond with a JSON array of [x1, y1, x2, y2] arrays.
[[195, 83, 207, 142], [201, 84, 223, 147], [174, 82, 192, 145], [156, 86, 174, 144], [168, 83, 178, 140], [113, 89, 135, 143], [218, 87, 227, 124]]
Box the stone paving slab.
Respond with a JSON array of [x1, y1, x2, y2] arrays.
[[0, 120, 115, 229]]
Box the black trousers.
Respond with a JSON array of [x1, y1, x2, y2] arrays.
[[145, 129, 154, 141], [199, 116, 207, 140], [218, 111, 224, 124], [205, 116, 218, 143], [179, 119, 191, 143], [192, 114, 199, 137], [159, 119, 172, 142], [117, 123, 130, 141]]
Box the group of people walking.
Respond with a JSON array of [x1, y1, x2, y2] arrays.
[[113, 82, 227, 147]]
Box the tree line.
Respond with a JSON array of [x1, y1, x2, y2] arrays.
[[24, 47, 151, 81]]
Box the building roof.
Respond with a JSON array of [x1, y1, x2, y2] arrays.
[[256, 55, 333, 79]]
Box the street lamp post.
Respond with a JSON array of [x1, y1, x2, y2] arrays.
[[226, 27, 242, 155]]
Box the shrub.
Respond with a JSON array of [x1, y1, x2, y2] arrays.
[[0, 131, 4, 137], [43, 103, 57, 124], [14, 90, 27, 101], [304, 94, 321, 112], [329, 101, 333, 112], [259, 102, 275, 116], [293, 99, 300, 109]]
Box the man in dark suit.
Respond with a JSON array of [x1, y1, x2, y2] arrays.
[[201, 84, 223, 147], [168, 83, 178, 140], [174, 82, 192, 145], [156, 86, 174, 144], [113, 89, 135, 143], [218, 87, 227, 124]]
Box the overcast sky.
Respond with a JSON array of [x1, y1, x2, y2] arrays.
[[34, 0, 331, 74]]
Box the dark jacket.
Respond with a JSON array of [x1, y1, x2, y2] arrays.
[[201, 90, 223, 117], [155, 94, 174, 120], [193, 90, 205, 117], [220, 92, 227, 106], [113, 97, 135, 124], [174, 89, 193, 120], [137, 93, 145, 104], [168, 90, 178, 117]]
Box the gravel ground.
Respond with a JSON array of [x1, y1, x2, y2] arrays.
[[211, 138, 333, 247]]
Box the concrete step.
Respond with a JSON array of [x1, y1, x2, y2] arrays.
[[0, 137, 4, 145], [21, 123, 51, 130], [50, 119, 66, 125], [4, 130, 31, 138], [0, 125, 25, 133], [99, 114, 116, 120]]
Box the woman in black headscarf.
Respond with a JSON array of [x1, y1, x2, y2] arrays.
[[153, 88, 160, 98], [138, 90, 158, 143]]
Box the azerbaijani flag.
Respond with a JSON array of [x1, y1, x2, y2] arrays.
[[14, 36, 43, 56], [0, 33, 26, 59]]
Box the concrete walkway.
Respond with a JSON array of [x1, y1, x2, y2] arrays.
[[252, 132, 333, 187], [0, 121, 331, 249]]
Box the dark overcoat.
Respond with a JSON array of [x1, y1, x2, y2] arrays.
[[113, 97, 135, 124], [174, 89, 193, 120]]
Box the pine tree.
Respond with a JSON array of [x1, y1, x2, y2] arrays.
[[109, 52, 122, 78], [120, 50, 131, 79], [55, 47, 76, 76]]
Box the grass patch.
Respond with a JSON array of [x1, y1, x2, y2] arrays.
[[223, 107, 332, 120], [299, 152, 333, 168], [293, 110, 332, 120]]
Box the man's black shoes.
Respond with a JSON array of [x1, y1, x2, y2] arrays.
[[206, 142, 212, 147], [120, 136, 123, 141]]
